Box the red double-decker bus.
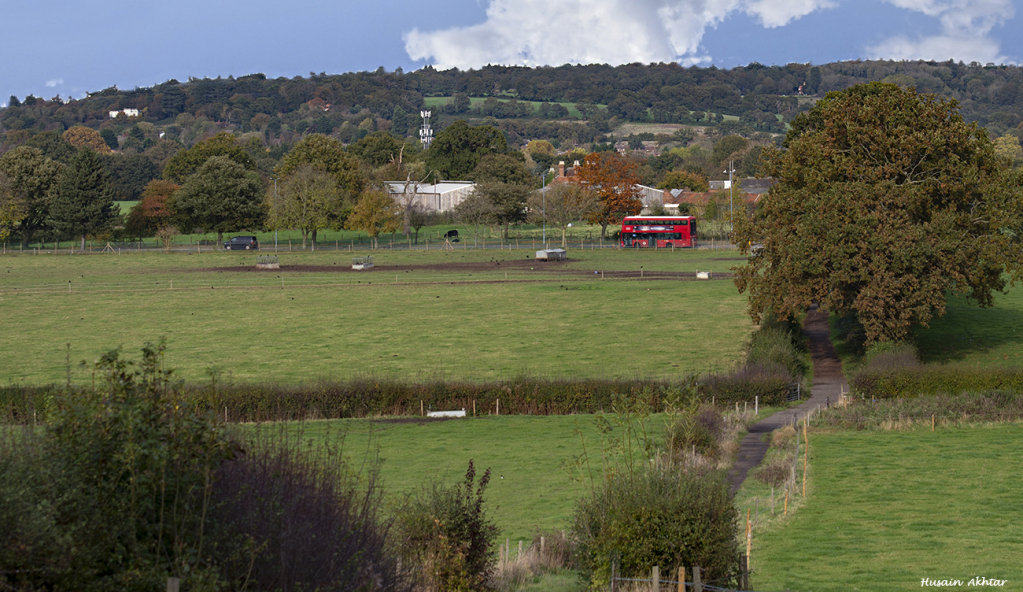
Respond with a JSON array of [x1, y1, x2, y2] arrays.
[[621, 216, 697, 248]]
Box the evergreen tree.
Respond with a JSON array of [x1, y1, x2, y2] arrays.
[[391, 106, 409, 138], [48, 148, 118, 249]]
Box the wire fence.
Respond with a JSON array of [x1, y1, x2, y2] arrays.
[[2, 235, 742, 256]]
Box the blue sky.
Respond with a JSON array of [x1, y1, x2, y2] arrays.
[[1, 0, 1019, 107]]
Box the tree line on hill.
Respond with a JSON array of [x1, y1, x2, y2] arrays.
[[4, 60, 1023, 152]]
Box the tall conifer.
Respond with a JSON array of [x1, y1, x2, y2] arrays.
[[48, 148, 118, 249]]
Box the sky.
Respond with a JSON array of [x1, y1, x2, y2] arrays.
[[1, 0, 1020, 108]]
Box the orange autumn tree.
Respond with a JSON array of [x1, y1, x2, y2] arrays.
[[125, 179, 178, 239], [573, 152, 643, 239]]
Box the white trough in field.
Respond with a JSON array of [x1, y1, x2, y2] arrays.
[[427, 409, 467, 418]]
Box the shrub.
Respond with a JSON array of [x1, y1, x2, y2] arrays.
[[208, 425, 406, 592], [750, 426, 798, 488], [0, 343, 408, 592], [573, 466, 741, 590], [396, 460, 499, 592], [746, 313, 807, 379], [666, 404, 721, 459], [861, 341, 920, 372]]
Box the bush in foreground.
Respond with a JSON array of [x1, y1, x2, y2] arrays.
[[572, 466, 741, 590], [395, 460, 499, 592], [0, 343, 407, 592]]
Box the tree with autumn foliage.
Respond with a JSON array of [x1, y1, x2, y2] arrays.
[[125, 179, 179, 239], [63, 126, 110, 153], [733, 82, 1023, 345], [345, 189, 400, 249], [573, 152, 643, 239]]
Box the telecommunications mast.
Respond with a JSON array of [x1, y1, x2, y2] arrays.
[[419, 110, 434, 150]]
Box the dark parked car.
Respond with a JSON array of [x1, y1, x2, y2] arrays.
[[224, 236, 259, 250]]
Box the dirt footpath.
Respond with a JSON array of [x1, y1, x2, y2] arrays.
[[727, 304, 848, 492]]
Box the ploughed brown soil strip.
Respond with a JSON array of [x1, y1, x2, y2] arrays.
[[198, 258, 733, 280]]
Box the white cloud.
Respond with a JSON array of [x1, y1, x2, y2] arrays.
[[404, 0, 835, 70], [867, 0, 1014, 63], [745, 0, 837, 28], [45, 78, 63, 87]]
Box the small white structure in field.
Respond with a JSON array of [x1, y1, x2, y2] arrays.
[[696, 271, 711, 279], [256, 255, 279, 269], [536, 249, 567, 261], [427, 409, 466, 418], [352, 256, 374, 270]]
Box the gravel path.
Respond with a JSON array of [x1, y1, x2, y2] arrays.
[[727, 304, 848, 492]]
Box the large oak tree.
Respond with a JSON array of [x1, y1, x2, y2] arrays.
[[733, 83, 1023, 344], [426, 121, 508, 180], [171, 155, 264, 243]]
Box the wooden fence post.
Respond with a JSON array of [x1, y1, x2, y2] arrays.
[[803, 417, 809, 497], [678, 567, 685, 592], [651, 565, 659, 592], [740, 554, 749, 589], [167, 577, 180, 592], [693, 566, 702, 592]]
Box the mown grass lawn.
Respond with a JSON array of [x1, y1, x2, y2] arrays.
[[0, 249, 752, 385], [750, 423, 1023, 592]]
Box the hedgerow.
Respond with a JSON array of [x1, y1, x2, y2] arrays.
[[3, 375, 794, 424], [852, 366, 1023, 399]]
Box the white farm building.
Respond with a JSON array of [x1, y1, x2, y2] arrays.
[[386, 181, 475, 212]]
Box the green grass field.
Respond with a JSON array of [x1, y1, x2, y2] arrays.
[[749, 423, 1023, 592], [115, 201, 137, 215], [0, 248, 752, 385], [832, 287, 1023, 374], [283, 414, 670, 545], [423, 97, 591, 119], [914, 290, 1023, 368]]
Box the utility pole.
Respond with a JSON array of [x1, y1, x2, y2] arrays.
[[724, 160, 736, 242], [273, 177, 279, 252]]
